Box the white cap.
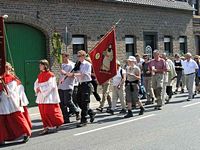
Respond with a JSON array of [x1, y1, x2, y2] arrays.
[[116, 60, 121, 65], [127, 56, 136, 62]]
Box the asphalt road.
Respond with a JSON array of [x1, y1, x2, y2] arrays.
[[1, 92, 200, 150]]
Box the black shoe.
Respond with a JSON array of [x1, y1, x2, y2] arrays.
[[75, 112, 80, 121], [154, 106, 162, 110], [165, 99, 169, 104], [181, 89, 184, 93], [23, 136, 30, 143], [77, 122, 87, 128], [106, 109, 114, 115], [90, 112, 96, 123], [96, 107, 103, 112], [106, 107, 111, 111], [119, 109, 126, 114], [187, 98, 191, 101], [64, 118, 70, 124], [124, 110, 133, 118], [141, 96, 146, 100], [139, 107, 145, 115], [145, 101, 152, 105], [0, 141, 5, 146]]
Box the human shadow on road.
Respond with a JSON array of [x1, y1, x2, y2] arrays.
[[31, 124, 44, 130], [93, 113, 113, 119], [58, 122, 79, 131], [173, 94, 188, 98], [31, 119, 41, 123], [0, 141, 25, 148], [94, 116, 123, 124], [166, 99, 186, 104]]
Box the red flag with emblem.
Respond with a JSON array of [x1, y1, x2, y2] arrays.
[[0, 16, 6, 76], [89, 28, 117, 84]]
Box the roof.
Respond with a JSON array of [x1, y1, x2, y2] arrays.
[[100, 0, 194, 11]]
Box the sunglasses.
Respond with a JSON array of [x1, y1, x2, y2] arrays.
[[77, 55, 82, 57]]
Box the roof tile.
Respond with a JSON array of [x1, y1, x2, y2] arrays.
[[101, 0, 194, 11]]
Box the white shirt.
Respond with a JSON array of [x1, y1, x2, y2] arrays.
[[182, 59, 198, 75], [112, 67, 126, 86], [77, 60, 92, 83], [58, 61, 75, 90], [137, 58, 144, 69]]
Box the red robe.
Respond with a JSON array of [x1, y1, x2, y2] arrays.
[[0, 74, 31, 143], [16, 77, 32, 129], [37, 71, 64, 128]]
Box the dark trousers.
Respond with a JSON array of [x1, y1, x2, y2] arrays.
[[58, 89, 79, 121], [72, 86, 79, 107], [91, 80, 101, 101], [176, 70, 183, 88], [77, 82, 94, 123]]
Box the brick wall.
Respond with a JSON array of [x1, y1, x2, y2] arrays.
[[0, 0, 194, 72]]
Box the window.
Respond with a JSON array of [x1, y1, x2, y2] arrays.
[[179, 36, 187, 54], [143, 32, 158, 58], [72, 35, 87, 61], [125, 36, 136, 58], [195, 35, 200, 55], [164, 36, 173, 56]]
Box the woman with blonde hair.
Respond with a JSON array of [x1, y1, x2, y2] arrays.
[[0, 62, 31, 145]]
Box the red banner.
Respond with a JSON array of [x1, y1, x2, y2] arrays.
[[89, 28, 117, 84], [0, 17, 6, 76]]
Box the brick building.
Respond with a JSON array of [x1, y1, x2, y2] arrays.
[[0, 0, 197, 105]]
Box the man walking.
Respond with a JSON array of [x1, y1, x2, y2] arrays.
[[149, 50, 167, 110], [67, 50, 96, 127], [58, 52, 80, 123], [182, 53, 198, 101]]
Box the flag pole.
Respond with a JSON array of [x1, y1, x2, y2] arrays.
[[112, 18, 121, 28], [89, 18, 121, 54]]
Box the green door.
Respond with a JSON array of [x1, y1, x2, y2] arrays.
[[5, 23, 46, 106]]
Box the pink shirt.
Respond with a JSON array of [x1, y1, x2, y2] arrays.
[[149, 58, 167, 74]]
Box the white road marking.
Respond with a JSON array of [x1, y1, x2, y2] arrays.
[[182, 102, 200, 108], [74, 114, 156, 136]]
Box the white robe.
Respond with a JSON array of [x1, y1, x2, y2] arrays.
[[34, 77, 60, 104], [0, 81, 24, 114], [17, 84, 29, 106]]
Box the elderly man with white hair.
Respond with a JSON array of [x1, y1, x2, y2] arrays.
[[161, 53, 177, 103], [107, 60, 126, 115], [181, 52, 198, 101]]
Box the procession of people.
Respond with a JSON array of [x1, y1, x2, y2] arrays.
[[1, 49, 200, 145]]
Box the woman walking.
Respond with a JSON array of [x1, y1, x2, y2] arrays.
[[0, 62, 31, 145], [34, 60, 64, 135]]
